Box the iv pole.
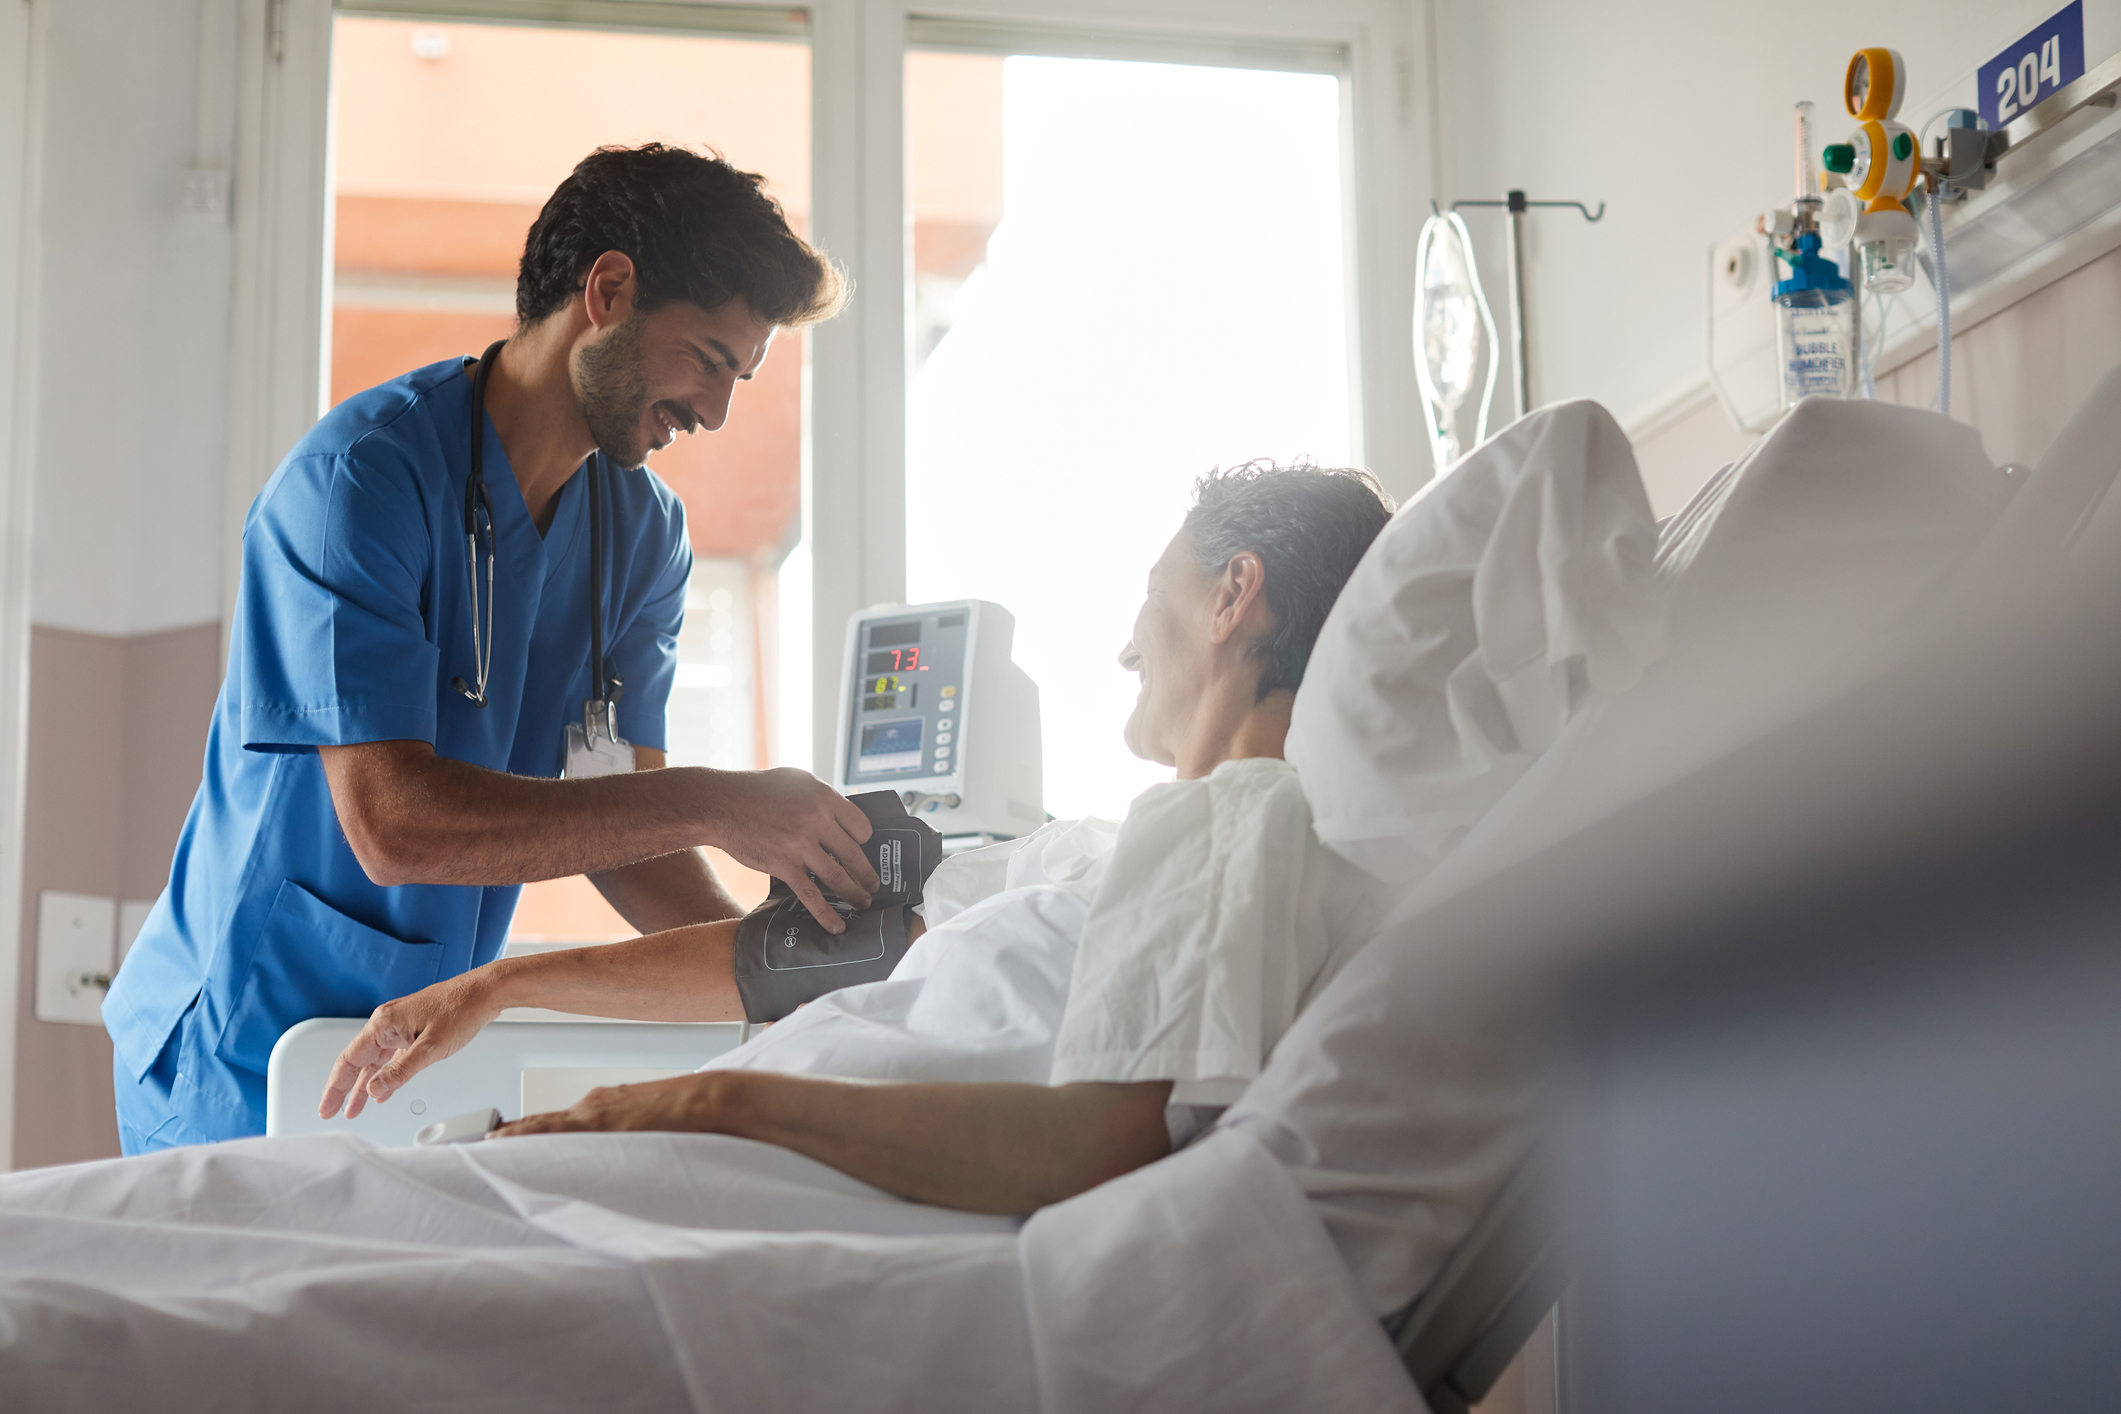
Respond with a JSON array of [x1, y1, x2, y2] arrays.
[[1444, 190, 1606, 415]]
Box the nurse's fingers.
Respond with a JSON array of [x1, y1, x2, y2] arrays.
[[825, 816, 882, 896], [828, 791, 875, 845], [805, 845, 876, 912], [786, 872, 847, 935]]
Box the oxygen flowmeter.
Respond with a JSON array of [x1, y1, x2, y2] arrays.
[[1820, 48, 1923, 294]]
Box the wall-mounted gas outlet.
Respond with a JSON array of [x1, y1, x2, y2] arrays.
[[35, 891, 116, 1026]]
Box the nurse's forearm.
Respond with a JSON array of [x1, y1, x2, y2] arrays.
[[587, 748, 747, 932], [324, 741, 721, 885], [320, 740, 878, 933], [484, 920, 745, 1022]]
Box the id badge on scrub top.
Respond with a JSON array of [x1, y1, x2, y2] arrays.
[[562, 699, 636, 779]]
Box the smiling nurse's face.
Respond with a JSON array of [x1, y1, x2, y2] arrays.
[[573, 295, 777, 470]]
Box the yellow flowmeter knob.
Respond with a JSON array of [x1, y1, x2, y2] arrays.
[[1845, 119, 1919, 203]]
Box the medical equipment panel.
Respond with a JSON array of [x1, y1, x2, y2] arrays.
[[835, 600, 1044, 845]]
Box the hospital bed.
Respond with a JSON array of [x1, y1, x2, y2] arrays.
[[1393, 359, 2121, 1411], [252, 366, 2121, 1409]]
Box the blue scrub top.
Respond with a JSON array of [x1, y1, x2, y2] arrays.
[[104, 357, 693, 1142]]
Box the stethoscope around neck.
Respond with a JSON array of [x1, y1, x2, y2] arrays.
[[451, 340, 622, 725]]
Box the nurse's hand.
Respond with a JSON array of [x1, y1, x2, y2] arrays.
[[317, 969, 505, 1120], [702, 768, 880, 933]]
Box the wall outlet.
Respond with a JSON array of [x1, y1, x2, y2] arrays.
[[35, 891, 116, 1026]]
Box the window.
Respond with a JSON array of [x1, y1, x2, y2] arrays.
[[905, 51, 1352, 819], [329, 12, 815, 933]]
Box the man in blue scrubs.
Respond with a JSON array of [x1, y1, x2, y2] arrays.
[[104, 145, 879, 1151]]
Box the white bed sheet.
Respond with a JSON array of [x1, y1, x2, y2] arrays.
[[0, 1127, 1418, 1414]]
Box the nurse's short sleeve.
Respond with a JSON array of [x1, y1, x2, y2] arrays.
[[607, 495, 691, 753], [237, 451, 440, 752]]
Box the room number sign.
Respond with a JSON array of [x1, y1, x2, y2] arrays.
[[1981, 0, 2085, 127]]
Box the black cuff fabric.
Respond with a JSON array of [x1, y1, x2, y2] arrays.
[[732, 791, 945, 1024]]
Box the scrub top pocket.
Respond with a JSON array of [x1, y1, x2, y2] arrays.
[[215, 879, 446, 1073]]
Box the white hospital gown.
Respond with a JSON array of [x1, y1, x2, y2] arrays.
[[708, 757, 1380, 1140]]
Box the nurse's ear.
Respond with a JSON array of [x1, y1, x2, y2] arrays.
[[579, 250, 639, 331]]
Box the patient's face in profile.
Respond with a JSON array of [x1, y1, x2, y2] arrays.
[[1119, 530, 1217, 767]]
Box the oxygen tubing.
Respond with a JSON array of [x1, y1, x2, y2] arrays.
[[1926, 185, 1951, 416]]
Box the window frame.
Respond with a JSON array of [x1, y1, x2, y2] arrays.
[[0, 0, 44, 1174], [231, 0, 1434, 770]]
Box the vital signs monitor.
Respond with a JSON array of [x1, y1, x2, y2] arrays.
[[834, 600, 1044, 845]]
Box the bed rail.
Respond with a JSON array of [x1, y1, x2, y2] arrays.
[[1394, 1156, 1564, 1414]]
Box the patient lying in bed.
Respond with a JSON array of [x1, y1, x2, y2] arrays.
[[307, 459, 1393, 1214]]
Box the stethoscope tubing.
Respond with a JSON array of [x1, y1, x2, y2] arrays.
[[454, 340, 615, 716]]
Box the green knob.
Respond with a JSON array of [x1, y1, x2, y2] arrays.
[[1892, 130, 1914, 161], [1822, 143, 1856, 174]]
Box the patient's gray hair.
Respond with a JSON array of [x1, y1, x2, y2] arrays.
[[1183, 459, 1394, 701]]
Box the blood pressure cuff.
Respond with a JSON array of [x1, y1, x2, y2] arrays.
[[732, 790, 945, 1024]]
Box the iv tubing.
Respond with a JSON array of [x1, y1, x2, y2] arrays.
[[1925, 185, 1951, 415]]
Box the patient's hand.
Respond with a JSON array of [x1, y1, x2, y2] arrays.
[[318, 968, 507, 1119], [491, 1072, 715, 1139]]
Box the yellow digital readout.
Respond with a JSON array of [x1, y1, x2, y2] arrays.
[[870, 675, 907, 694]]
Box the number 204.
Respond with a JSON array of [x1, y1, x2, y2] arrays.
[[1997, 36, 2065, 121]]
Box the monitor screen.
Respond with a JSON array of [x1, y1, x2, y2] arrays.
[[856, 718, 925, 774], [844, 607, 973, 787]]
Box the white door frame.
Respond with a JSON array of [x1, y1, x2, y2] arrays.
[[0, 0, 50, 1172], [226, 0, 1435, 773], [221, 0, 337, 647]]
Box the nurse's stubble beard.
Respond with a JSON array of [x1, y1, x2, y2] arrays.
[[574, 313, 654, 469]]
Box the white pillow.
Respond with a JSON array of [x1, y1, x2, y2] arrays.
[[1285, 400, 1667, 892], [1430, 395, 2012, 889]]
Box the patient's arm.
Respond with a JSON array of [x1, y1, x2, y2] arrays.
[[317, 922, 745, 1119], [491, 1071, 1174, 1216]]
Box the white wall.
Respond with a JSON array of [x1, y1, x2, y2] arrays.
[[30, 0, 234, 637], [1429, 0, 2121, 431]]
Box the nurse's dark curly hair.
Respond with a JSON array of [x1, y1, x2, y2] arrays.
[[516, 144, 848, 328], [1184, 460, 1394, 701]]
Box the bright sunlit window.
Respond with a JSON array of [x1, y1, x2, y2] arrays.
[[906, 55, 1352, 821]]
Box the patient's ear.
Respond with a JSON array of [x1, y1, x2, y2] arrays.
[[1208, 551, 1269, 646]]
